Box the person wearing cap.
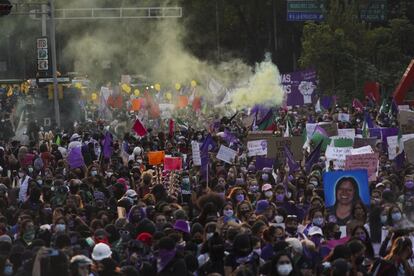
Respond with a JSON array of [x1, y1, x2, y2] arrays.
[[260, 183, 274, 201], [70, 255, 93, 276], [91, 242, 120, 275]]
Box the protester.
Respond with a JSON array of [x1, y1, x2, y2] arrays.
[[0, 85, 413, 276]]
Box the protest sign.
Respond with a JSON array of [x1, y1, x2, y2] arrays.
[[147, 151, 165, 165], [353, 137, 377, 149], [350, 146, 373, 155], [404, 138, 414, 164], [255, 157, 275, 170], [338, 129, 356, 140], [323, 169, 370, 207], [345, 153, 379, 181], [247, 140, 267, 157], [387, 134, 414, 160], [247, 132, 303, 160], [319, 122, 338, 137], [398, 105, 411, 111], [191, 141, 201, 166], [332, 137, 354, 148], [338, 113, 350, 122], [164, 157, 182, 171], [325, 146, 352, 170], [216, 145, 237, 164], [398, 110, 414, 134], [281, 69, 317, 106]]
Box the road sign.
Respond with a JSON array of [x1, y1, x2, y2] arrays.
[[38, 60, 48, 71], [287, 0, 324, 22], [37, 48, 48, 60], [360, 0, 387, 22], [37, 37, 49, 71], [37, 77, 70, 84]]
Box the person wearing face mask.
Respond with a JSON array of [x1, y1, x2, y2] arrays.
[[397, 176, 414, 210], [17, 168, 30, 204], [228, 187, 248, 206], [351, 226, 375, 259], [219, 203, 240, 224], [262, 251, 296, 276], [261, 184, 274, 201], [15, 219, 36, 247], [302, 207, 325, 236]]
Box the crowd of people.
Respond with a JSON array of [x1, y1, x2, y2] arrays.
[[0, 88, 413, 276]]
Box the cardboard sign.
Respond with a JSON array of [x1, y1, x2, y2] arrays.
[[325, 145, 352, 170], [332, 137, 354, 148], [147, 151, 165, 165], [398, 105, 411, 111], [399, 110, 414, 134], [247, 131, 303, 161], [345, 153, 379, 181], [404, 138, 414, 164], [191, 141, 201, 166], [353, 137, 377, 148], [338, 128, 356, 140], [386, 134, 414, 160], [319, 122, 338, 137], [247, 140, 268, 157], [350, 146, 373, 155], [338, 113, 350, 122], [216, 145, 237, 164], [164, 157, 182, 171]]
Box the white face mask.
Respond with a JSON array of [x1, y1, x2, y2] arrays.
[[277, 263, 293, 276], [206, 232, 214, 240], [275, 215, 284, 223], [265, 191, 273, 198], [223, 209, 234, 217], [18, 172, 25, 178]]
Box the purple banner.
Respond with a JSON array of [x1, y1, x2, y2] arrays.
[[281, 69, 318, 106]]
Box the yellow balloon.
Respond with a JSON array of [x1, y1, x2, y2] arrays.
[[175, 83, 181, 91], [165, 92, 172, 100], [134, 89, 140, 96], [74, 83, 82, 89], [191, 80, 197, 88], [154, 83, 161, 91], [121, 83, 131, 93], [91, 93, 97, 100]]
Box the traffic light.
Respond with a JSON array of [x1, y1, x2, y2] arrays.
[[0, 0, 12, 16]]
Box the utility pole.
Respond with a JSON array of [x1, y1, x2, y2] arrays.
[[41, 4, 47, 36], [49, 0, 60, 128], [215, 0, 221, 61]]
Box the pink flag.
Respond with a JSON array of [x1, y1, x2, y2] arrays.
[[132, 119, 147, 136], [164, 157, 182, 171], [169, 119, 174, 138], [352, 98, 364, 110]]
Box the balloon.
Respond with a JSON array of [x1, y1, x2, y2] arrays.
[[154, 83, 161, 91], [74, 83, 82, 89], [121, 83, 131, 93], [91, 93, 97, 100], [191, 80, 197, 88], [165, 92, 172, 100], [175, 83, 181, 91], [134, 89, 140, 96]]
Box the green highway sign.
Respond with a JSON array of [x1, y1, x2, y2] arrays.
[[360, 0, 387, 22]]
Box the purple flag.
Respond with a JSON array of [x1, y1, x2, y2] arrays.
[[200, 134, 216, 179], [103, 132, 113, 159], [223, 129, 238, 145], [284, 144, 300, 173], [394, 150, 405, 170], [381, 128, 399, 151], [255, 157, 275, 170], [67, 147, 85, 169], [282, 69, 317, 106], [305, 140, 323, 173], [364, 111, 375, 128], [321, 96, 333, 110]]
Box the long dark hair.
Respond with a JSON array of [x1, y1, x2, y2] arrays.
[[350, 226, 375, 258], [334, 177, 361, 207]]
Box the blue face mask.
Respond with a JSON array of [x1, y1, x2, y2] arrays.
[[262, 174, 269, 181], [3, 265, 12, 276], [312, 217, 324, 226], [236, 194, 245, 202]]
